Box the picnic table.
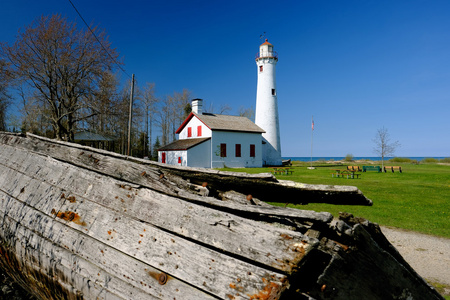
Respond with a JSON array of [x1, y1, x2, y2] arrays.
[[271, 167, 294, 175], [331, 169, 361, 179]]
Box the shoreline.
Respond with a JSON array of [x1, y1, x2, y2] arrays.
[[283, 156, 448, 162]]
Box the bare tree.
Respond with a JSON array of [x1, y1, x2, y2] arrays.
[[142, 82, 158, 157], [156, 96, 171, 146], [83, 71, 120, 134], [373, 127, 400, 169], [113, 79, 142, 155], [156, 89, 191, 146], [238, 106, 255, 121], [0, 59, 12, 131], [18, 86, 53, 136], [203, 102, 232, 115], [2, 14, 119, 141]]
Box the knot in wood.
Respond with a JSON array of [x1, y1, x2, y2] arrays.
[[158, 273, 168, 285]]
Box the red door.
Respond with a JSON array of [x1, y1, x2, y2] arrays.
[[162, 152, 166, 163]]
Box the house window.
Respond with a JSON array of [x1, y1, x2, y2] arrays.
[[220, 143, 227, 157], [259, 65, 263, 72], [187, 127, 192, 137], [178, 157, 182, 164], [272, 89, 276, 96], [162, 152, 166, 163], [250, 144, 255, 157], [235, 144, 241, 157], [197, 126, 202, 137]]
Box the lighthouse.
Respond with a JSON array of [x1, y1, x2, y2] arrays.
[[255, 39, 282, 166]]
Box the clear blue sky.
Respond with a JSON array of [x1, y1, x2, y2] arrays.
[[2, 0, 449, 157]]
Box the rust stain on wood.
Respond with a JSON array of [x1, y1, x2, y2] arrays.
[[331, 240, 350, 251], [280, 233, 293, 240], [247, 278, 283, 300], [51, 209, 86, 226]]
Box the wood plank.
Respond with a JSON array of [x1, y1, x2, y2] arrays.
[[1, 188, 288, 299], [0, 156, 294, 299], [1, 142, 320, 274]]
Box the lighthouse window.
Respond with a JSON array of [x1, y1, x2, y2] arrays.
[[272, 89, 276, 95], [259, 65, 263, 72]]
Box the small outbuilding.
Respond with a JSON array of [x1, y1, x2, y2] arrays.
[[74, 130, 116, 151]]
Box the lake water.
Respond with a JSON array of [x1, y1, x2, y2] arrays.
[[282, 157, 447, 162]]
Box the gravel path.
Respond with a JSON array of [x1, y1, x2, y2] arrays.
[[381, 226, 450, 294]]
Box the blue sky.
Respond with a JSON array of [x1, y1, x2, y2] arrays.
[[2, 0, 449, 157]]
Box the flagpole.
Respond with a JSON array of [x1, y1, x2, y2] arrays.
[[309, 116, 315, 170]]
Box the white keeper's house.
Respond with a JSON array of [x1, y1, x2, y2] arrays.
[[158, 99, 265, 168]]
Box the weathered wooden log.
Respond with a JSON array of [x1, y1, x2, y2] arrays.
[[0, 132, 444, 299], [1, 132, 372, 207]]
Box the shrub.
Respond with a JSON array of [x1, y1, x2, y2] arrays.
[[440, 157, 450, 163], [344, 154, 354, 162], [390, 157, 412, 163], [422, 157, 438, 163]]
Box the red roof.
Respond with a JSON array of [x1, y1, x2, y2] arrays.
[[260, 39, 273, 46]]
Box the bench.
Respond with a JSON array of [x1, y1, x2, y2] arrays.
[[362, 166, 381, 172], [384, 166, 402, 173], [347, 166, 362, 172]]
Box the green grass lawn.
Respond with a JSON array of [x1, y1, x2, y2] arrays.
[[221, 161, 450, 239]]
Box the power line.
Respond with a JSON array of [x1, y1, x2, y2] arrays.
[[67, 0, 132, 79]]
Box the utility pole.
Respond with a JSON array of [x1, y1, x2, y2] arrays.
[[127, 74, 135, 156]]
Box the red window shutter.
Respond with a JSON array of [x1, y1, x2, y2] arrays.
[[162, 152, 166, 163], [220, 143, 227, 157], [178, 157, 181, 164], [250, 144, 255, 157], [187, 127, 192, 137], [197, 126, 202, 137], [235, 144, 241, 157]]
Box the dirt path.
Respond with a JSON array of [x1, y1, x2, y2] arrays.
[[381, 226, 450, 296]]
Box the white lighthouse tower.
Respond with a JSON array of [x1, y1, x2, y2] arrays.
[[255, 39, 282, 166]]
